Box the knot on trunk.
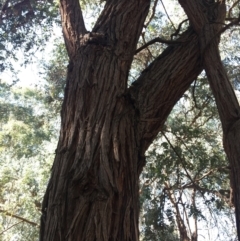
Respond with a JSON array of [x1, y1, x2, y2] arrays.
[[80, 32, 108, 46]]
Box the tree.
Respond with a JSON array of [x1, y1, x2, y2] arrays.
[[0, 0, 59, 76], [37, 0, 240, 240], [0, 81, 60, 240], [1, 35, 237, 240]]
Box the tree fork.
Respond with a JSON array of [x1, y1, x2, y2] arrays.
[[40, 0, 203, 240]]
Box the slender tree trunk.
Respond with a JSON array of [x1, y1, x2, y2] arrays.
[[180, 0, 240, 237], [165, 182, 191, 241], [40, 0, 203, 240], [191, 189, 197, 241]]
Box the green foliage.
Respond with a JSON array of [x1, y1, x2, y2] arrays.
[[0, 0, 60, 73], [0, 83, 54, 158], [41, 39, 68, 114], [0, 81, 59, 240], [140, 77, 236, 240]]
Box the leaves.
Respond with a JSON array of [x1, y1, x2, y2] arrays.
[[140, 76, 236, 240]]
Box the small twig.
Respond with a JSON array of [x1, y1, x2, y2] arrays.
[[225, 17, 240, 21], [145, 0, 159, 27], [140, 32, 154, 60], [161, 131, 195, 185], [160, 0, 177, 31], [135, 37, 184, 54], [0, 209, 39, 227], [0, 221, 24, 235], [171, 19, 189, 40], [190, 96, 211, 126]]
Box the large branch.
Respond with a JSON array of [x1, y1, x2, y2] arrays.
[[203, 22, 240, 241], [59, 0, 87, 56], [179, 0, 240, 237], [128, 28, 202, 152]]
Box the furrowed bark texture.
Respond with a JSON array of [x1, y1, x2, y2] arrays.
[[40, 0, 203, 240], [180, 0, 240, 237]]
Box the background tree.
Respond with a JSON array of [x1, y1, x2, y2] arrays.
[[140, 76, 237, 241], [0, 80, 60, 240], [0, 0, 59, 78]]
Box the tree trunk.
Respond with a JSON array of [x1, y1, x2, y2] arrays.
[[165, 182, 191, 241], [180, 0, 240, 237], [40, 0, 204, 240]]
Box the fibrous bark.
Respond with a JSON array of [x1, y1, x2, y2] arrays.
[[40, 0, 206, 240], [179, 0, 240, 237]]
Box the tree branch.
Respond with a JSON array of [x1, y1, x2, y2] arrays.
[[160, 0, 177, 31], [228, 0, 240, 18], [161, 131, 196, 185], [59, 0, 87, 56], [0, 209, 39, 227], [165, 182, 191, 241], [171, 19, 189, 40], [0, 0, 31, 19], [145, 0, 159, 27], [1, 0, 10, 12], [135, 37, 185, 54], [128, 28, 202, 153], [0, 220, 24, 235]]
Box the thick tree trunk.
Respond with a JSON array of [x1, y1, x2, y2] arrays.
[[40, 1, 151, 240], [40, 1, 203, 240]]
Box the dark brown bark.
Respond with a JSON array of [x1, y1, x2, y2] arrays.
[[40, 1, 152, 240], [40, 0, 204, 240], [179, 0, 240, 238]]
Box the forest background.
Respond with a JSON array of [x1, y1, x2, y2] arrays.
[[0, 0, 240, 240]]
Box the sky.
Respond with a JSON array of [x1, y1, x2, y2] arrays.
[[0, 24, 63, 88]]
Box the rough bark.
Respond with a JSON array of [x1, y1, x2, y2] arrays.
[[179, 0, 240, 237], [40, 0, 204, 240]]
